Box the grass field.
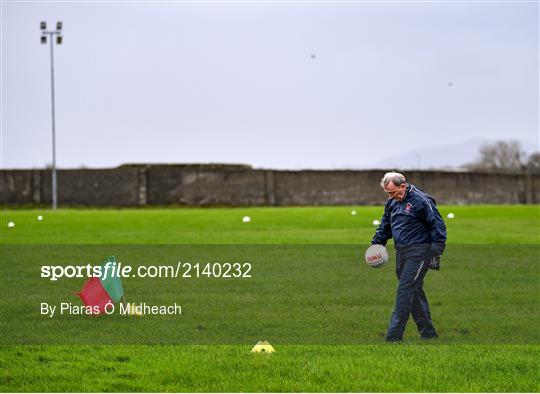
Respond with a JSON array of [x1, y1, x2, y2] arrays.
[[1, 205, 539, 392]]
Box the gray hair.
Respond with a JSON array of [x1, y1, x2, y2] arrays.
[[380, 172, 406, 188]]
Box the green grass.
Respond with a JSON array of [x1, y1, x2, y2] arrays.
[[2, 244, 538, 345], [1, 345, 537, 392], [1, 205, 539, 392], [1, 205, 539, 244]]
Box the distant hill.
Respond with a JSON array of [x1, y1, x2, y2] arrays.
[[373, 138, 539, 170]]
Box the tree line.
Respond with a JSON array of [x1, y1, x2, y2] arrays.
[[467, 140, 539, 172]]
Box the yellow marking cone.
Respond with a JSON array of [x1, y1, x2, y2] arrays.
[[251, 340, 275, 353]]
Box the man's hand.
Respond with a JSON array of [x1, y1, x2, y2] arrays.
[[428, 254, 441, 270], [427, 243, 445, 270]]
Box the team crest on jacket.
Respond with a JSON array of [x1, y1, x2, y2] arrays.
[[405, 202, 413, 213]]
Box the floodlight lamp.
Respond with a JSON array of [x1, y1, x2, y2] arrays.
[[41, 21, 47, 30], [56, 21, 62, 31], [56, 36, 63, 45], [41, 36, 47, 44]]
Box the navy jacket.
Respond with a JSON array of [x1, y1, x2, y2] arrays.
[[372, 184, 447, 258]]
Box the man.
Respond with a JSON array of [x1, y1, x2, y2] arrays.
[[371, 172, 447, 342]]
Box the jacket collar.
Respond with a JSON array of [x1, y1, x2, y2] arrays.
[[403, 184, 413, 201]]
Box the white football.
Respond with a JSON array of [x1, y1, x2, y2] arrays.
[[242, 216, 251, 223], [365, 244, 389, 268]]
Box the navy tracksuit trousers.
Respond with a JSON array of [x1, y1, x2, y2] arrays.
[[386, 247, 438, 341]]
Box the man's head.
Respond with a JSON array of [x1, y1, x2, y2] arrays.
[[380, 172, 407, 201]]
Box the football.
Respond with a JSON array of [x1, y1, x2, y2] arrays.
[[364, 244, 389, 268]]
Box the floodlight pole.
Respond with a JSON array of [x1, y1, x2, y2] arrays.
[[49, 32, 57, 210], [41, 22, 62, 209]]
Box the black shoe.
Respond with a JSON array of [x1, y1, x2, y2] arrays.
[[420, 334, 438, 341], [385, 337, 402, 343]]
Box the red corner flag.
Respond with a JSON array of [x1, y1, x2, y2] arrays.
[[76, 277, 114, 315], [75, 256, 125, 315]]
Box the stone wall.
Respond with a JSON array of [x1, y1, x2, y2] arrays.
[[1, 165, 538, 206]]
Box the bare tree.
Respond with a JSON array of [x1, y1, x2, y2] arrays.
[[468, 140, 526, 171], [526, 152, 540, 173]]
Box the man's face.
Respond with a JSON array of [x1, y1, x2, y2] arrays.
[[384, 181, 407, 201]]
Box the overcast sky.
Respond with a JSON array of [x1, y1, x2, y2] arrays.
[[1, 1, 538, 169]]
